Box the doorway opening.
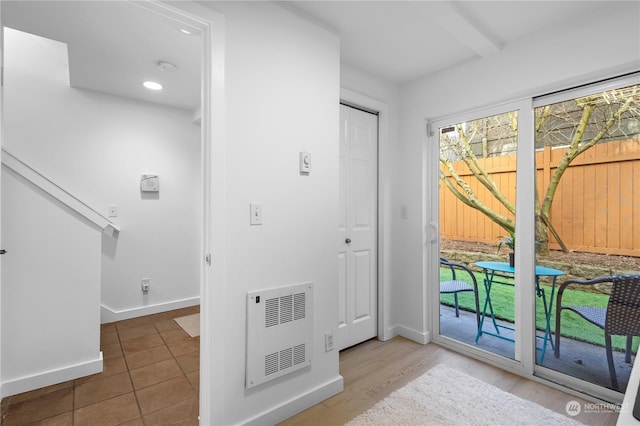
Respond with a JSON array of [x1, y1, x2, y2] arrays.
[[0, 2, 211, 422]]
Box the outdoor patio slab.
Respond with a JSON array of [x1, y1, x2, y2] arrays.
[[439, 305, 633, 392]]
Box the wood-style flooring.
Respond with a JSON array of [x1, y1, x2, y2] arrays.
[[281, 336, 620, 426]]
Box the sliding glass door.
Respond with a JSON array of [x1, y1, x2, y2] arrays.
[[432, 74, 640, 400], [533, 79, 640, 395], [436, 105, 524, 362]]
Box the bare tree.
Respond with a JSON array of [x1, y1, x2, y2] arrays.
[[440, 84, 639, 254]]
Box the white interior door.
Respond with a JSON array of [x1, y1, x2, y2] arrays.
[[337, 103, 378, 351]]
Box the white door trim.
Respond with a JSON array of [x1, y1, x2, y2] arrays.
[[135, 2, 225, 424], [339, 88, 390, 342], [0, 3, 4, 397]]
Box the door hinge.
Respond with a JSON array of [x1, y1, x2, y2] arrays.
[[205, 254, 211, 266]]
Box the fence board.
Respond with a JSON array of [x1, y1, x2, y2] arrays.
[[608, 163, 621, 250], [440, 138, 640, 257], [634, 163, 640, 252], [573, 167, 585, 247], [594, 163, 608, 249], [583, 165, 596, 249], [620, 161, 634, 251]]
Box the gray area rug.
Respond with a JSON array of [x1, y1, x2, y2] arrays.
[[346, 364, 583, 425]]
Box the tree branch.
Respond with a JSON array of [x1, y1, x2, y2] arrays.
[[440, 163, 515, 232], [452, 124, 516, 215], [541, 91, 636, 218]]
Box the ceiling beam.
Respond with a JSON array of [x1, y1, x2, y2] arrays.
[[410, 1, 501, 58]]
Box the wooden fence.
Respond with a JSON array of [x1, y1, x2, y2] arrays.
[[439, 138, 640, 257]]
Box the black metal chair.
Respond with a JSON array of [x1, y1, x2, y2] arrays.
[[554, 275, 640, 390], [439, 258, 480, 328]]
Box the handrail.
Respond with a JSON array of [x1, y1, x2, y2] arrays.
[[1, 147, 119, 236]]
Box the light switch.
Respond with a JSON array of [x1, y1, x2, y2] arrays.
[[400, 205, 408, 219], [250, 203, 263, 225], [299, 152, 311, 174]]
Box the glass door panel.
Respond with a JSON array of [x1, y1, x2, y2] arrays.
[[534, 83, 640, 393], [439, 111, 518, 360]]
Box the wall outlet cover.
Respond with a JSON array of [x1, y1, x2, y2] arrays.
[[325, 331, 334, 352]]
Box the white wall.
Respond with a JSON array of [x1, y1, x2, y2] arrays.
[[397, 1, 640, 338], [0, 26, 104, 397], [2, 30, 201, 321], [1, 168, 103, 396], [195, 1, 343, 424]]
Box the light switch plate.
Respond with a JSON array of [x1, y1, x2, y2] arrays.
[[299, 152, 311, 174], [400, 205, 408, 219], [250, 203, 263, 225]]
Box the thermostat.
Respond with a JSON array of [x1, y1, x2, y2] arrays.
[[140, 175, 159, 192]]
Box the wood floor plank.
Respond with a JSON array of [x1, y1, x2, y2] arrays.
[[279, 337, 619, 425]]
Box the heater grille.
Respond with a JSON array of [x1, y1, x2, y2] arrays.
[[246, 283, 313, 388], [264, 291, 307, 328], [293, 343, 306, 365], [265, 298, 279, 327]]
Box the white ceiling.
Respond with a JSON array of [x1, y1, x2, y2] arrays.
[[0, 0, 620, 111], [2, 0, 202, 111], [288, 1, 614, 84]]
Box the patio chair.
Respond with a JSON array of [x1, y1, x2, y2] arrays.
[[439, 258, 481, 328], [554, 275, 640, 390]]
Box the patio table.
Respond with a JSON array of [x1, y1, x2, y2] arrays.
[[474, 261, 564, 363]]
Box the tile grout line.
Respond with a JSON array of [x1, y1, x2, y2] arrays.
[[119, 318, 150, 425]]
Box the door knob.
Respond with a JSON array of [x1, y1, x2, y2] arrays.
[[0, 250, 6, 255], [345, 238, 351, 244]]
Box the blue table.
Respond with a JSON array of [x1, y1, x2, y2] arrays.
[[474, 261, 564, 363]]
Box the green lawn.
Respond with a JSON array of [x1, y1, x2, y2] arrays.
[[440, 267, 638, 353]]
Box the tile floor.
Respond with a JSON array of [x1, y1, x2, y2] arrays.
[[0, 305, 200, 426]]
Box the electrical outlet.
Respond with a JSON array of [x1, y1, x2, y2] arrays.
[[141, 278, 150, 293], [325, 331, 335, 352]]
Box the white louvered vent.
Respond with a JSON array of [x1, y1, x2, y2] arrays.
[[246, 282, 313, 389]]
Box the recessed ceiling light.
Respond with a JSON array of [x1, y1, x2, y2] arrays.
[[143, 81, 163, 91]]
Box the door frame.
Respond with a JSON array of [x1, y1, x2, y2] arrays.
[[0, 0, 224, 421], [147, 2, 226, 424], [339, 88, 390, 343], [0, 1, 4, 399], [426, 99, 537, 375], [425, 92, 631, 403]]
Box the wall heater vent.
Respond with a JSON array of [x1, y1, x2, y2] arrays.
[[246, 282, 313, 389]]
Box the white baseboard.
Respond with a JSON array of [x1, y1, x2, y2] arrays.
[[387, 325, 431, 345], [100, 297, 200, 324], [2, 353, 103, 398], [242, 375, 344, 425]]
